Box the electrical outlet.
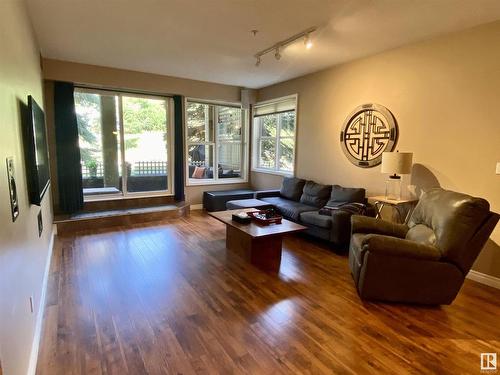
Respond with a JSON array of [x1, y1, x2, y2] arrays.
[[37, 211, 43, 237], [29, 296, 34, 313]]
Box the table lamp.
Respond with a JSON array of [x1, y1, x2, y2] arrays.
[[381, 151, 413, 200]]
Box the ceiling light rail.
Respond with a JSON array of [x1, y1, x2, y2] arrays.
[[254, 26, 317, 66]]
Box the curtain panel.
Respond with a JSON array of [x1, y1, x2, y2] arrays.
[[173, 95, 185, 201], [54, 81, 84, 213]]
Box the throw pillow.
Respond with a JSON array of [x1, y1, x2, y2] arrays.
[[319, 202, 368, 216], [280, 177, 306, 201], [300, 181, 332, 207], [192, 166, 206, 179]]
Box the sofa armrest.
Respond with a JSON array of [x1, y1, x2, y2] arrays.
[[330, 210, 352, 246], [351, 215, 408, 238], [362, 234, 441, 261], [255, 190, 281, 199], [365, 203, 377, 217]]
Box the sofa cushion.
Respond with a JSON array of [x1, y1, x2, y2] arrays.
[[300, 181, 332, 208], [326, 185, 365, 207], [300, 211, 332, 229], [260, 197, 317, 221], [280, 177, 306, 201], [405, 224, 437, 247]]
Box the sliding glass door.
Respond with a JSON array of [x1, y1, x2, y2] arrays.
[[75, 90, 123, 197], [122, 95, 171, 194], [74, 88, 174, 200]]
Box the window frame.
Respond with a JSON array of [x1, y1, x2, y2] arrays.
[[184, 97, 249, 186], [74, 87, 175, 201], [252, 94, 298, 177]]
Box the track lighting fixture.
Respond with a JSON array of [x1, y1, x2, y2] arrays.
[[253, 26, 316, 67]]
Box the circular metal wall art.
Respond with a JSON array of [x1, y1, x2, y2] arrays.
[[340, 103, 398, 168]]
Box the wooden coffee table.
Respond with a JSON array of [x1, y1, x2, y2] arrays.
[[209, 208, 306, 272]]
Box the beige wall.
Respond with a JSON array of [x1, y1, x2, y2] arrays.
[[255, 20, 500, 278], [42, 58, 243, 101], [0, 2, 54, 375], [42, 59, 250, 206], [251, 171, 283, 191]]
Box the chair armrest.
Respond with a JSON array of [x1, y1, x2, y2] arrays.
[[255, 190, 281, 199], [362, 234, 441, 261], [351, 215, 408, 238]]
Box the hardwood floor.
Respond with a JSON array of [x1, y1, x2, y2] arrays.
[[37, 211, 500, 374]]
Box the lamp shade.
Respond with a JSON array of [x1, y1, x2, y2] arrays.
[[381, 152, 413, 175]]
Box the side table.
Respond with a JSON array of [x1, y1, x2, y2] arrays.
[[369, 196, 418, 224]]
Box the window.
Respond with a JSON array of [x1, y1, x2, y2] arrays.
[[186, 99, 248, 184], [74, 88, 174, 200], [252, 95, 297, 175]]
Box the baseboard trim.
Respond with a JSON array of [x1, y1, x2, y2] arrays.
[[466, 270, 500, 290], [27, 224, 55, 375], [190, 204, 203, 210]]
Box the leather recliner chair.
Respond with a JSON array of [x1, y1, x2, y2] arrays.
[[349, 188, 499, 305]]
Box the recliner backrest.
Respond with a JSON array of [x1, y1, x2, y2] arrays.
[[407, 188, 491, 272]]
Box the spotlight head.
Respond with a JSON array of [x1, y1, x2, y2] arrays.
[[274, 48, 281, 60], [304, 34, 313, 49]]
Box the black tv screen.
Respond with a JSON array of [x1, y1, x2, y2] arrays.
[[25, 95, 50, 205]]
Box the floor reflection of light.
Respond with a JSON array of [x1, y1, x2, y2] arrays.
[[279, 250, 304, 280], [260, 298, 299, 334]]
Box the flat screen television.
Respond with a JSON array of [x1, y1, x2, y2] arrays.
[[24, 95, 50, 206]]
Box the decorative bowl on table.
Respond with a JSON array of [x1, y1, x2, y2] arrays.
[[247, 209, 282, 225]]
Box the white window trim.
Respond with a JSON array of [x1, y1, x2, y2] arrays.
[[184, 97, 249, 186], [251, 94, 298, 177], [75, 87, 175, 201]]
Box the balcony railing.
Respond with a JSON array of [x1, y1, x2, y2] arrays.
[[134, 161, 167, 176], [82, 161, 168, 178]]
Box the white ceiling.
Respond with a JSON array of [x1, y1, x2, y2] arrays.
[[27, 0, 500, 89]]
